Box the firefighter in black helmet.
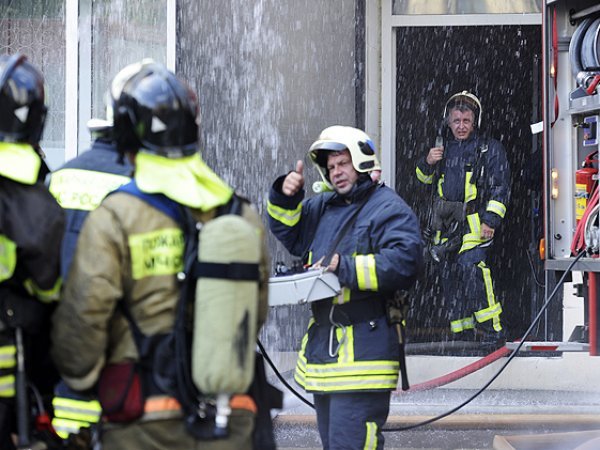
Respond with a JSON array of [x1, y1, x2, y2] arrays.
[[0, 53, 64, 449], [48, 103, 133, 442], [416, 90, 511, 345], [51, 60, 271, 450]]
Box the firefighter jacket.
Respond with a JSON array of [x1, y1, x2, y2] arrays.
[[47, 139, 130, 438], [268, 176, 422, 393], [415, 132, 510, 253], [0, 142, 64, 401], [48, 138, 132, 279], [50, 189, 270, 393]]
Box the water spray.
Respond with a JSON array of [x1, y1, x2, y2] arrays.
[[258, 251, 586, 432]]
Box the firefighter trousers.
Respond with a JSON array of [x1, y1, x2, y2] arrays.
[[441, 246, 503, 339], [314, 391, 390, 450]]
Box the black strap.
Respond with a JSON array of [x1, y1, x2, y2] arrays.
[[322, 184, 377, 266], [192, 261, 259, 281], [470, 138, 489, 187]]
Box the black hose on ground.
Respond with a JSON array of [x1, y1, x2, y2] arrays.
[[258, 251, 586, 431]]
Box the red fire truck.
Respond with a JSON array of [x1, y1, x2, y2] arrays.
[[539, 0, 600, 356]]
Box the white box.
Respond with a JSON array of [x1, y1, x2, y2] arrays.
[[268, 269, 341, 306]]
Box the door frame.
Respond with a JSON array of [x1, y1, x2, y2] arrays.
[[366, 0, 541, 186]]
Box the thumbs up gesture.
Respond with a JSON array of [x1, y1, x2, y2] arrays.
[[282, 160, 305, 196]]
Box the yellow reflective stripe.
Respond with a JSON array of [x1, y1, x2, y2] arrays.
[[23, 277, 62, 303], [294, 320, 312, 388], [337, 326, 354, 364], [49, 169, 130, 211], [52, 397, 102, 423], [364, 422, 378, 450], [0, 235, 16, 283], [474, 262, 503, 331], [415, 167, 433, 184], [307, 251, 313, 266], [0, 346, 16, 369], [474, 302, 502, 323], [437, 175, 444, 198], [459, 213, 483, 253], [487, 200, 507, 218], [334, 287, 351, 305], [267, 200, 302, 227], [129, 228, 184, 280], [464, 171, 477, 202], [301, 374, 399, 392], [450, 316, 475, 333], [0, 374, 15, 397], [0, 142, 41, 185], [355, 254, 378, 291], [51, 417, 89, 439], [304, 360, 399, 377]]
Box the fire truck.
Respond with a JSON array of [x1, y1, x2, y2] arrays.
[[539, 0, 600, 356]]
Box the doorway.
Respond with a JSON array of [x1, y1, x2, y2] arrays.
[[392, 25, 545, 349]]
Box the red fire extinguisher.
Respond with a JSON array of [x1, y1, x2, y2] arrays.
[[576, 150, 598, 222]]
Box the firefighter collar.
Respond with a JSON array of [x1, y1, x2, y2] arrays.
[[0, 142, 41, 185], [134, 151, 233, 210], [327, 176, 376, 205]]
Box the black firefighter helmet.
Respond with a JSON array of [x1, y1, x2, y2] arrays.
[[110, 59, 199, 158], [0, 53, 47, 146]]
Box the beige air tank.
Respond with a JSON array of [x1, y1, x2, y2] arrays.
[[192, 214, 260, 395]]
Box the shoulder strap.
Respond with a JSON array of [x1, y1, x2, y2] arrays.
[[322, 184, 377, 265], [470, 137, 489, 187], [299, 193, 329, 264], [190, 193, 260, 282], [116, 181, 184, 226]]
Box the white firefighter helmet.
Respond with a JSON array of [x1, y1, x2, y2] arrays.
[[443, 90, 483, 129], [308, 125, 381, 190]]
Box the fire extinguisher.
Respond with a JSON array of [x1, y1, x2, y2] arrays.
[[576, 150, 599, 222]]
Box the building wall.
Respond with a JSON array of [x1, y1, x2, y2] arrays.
[[178, 1, 361, 350]]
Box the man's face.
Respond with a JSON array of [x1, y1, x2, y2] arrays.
[[327, 149, 359, 195], [448, 108, 475, 141]]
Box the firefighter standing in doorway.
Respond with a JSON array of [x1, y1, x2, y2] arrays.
[[268, 126, 422, 450], [51, 60, 270, 450], [415, 91, 511, 344], [0, 53, 64, 448]]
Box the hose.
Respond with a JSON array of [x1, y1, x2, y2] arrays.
[[382, 250, 585, 432], [260, 252, 584, 432], [398, 346, 510, 394]]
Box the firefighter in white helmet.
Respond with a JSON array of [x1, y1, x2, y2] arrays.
[[416, 90, 511, 345], [268, 125, 422, 449]]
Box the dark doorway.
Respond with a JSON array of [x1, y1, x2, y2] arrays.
[[394, 25, 546, 351]]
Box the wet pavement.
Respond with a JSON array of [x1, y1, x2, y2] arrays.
[[273, 383, 600, 450]]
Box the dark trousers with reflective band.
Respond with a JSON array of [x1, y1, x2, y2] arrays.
[[442, 246, 502, 338], [314, 391, 390, 450]]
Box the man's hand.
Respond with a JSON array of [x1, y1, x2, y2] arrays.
[[311, 254, 339, 273], [282, 160, 305, 196], [481, 223, 495, 240], [426, 146, 444, 166]]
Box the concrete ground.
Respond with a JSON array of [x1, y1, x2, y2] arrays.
[[274, 387, 600, 449], [271, 282, 600, 449]]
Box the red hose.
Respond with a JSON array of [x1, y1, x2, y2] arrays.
[[396, 346, 511, 393]]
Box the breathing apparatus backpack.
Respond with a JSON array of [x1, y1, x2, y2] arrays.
[[114, 182, 279, 445]]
